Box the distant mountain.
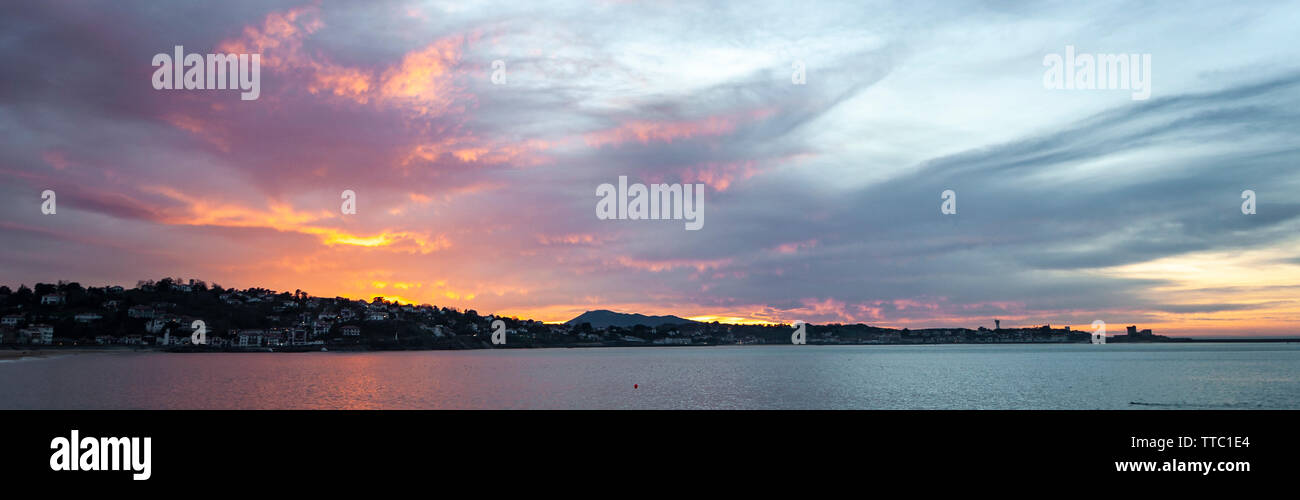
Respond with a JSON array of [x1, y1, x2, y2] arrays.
[[565, 310, 698, 328]]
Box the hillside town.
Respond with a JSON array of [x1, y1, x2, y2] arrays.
[[0, 279, 1172, 350]]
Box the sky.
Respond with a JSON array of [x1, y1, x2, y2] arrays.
[[1, 0, 1299, 336]]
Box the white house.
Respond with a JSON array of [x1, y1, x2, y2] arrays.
[[127, 305, 155, 319], [236, 329, 265, 347], [40, 293, 65, 305], [25, 324, 55, 344], [419, 324, 445, 337], [263, 331, 284, 347]]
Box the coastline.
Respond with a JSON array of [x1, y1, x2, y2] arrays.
[[0, 347, 141, 361], [4, 338, 1297, 359]]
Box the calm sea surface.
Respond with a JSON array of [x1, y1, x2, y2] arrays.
[[2, 343, 1298, 409]]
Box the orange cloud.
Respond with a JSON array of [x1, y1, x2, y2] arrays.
[[217, 6, 466, 114], [308, 65, 374, 102], [143, 186, 450, 254], [682, 161, 757, 191], [536, 233, 603, 246], [614, 256, 733, 273], [584, 108, 775, 147], [405, 137, 550, 166], [585, 116, 736, 147], [377, 39, 462, 115], [217, 6, 322, 70], [771, 239, 818, 255]]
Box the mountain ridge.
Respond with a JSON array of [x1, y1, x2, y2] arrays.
[[564, 309, 698, 328]]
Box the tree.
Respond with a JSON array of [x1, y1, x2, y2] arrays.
[[14, 285, 33, 304], [34, 283, 56, 297]]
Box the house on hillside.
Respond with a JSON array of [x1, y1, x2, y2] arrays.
[[236, 329, 265, 347], [24, 324, 55, 344]]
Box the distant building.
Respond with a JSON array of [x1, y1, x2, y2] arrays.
[[145, 318, 173, 334], [164, 334, 189, 345], [1124, 325, 1154, 338], [40, 293, 65, 305], [341, 325, 361, 336], [128, 305, 156, 319], [25, 324, 55, 344], [236, 329, 265, 347]]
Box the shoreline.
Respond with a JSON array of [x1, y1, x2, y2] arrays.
[[3, 339, 1297, 359], [0, 347, 144, 361]]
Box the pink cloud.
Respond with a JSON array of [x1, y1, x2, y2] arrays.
[[584, 108, 775, 148]]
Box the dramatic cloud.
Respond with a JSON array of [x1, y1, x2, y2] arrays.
[[1, 0, 1298, 336]]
